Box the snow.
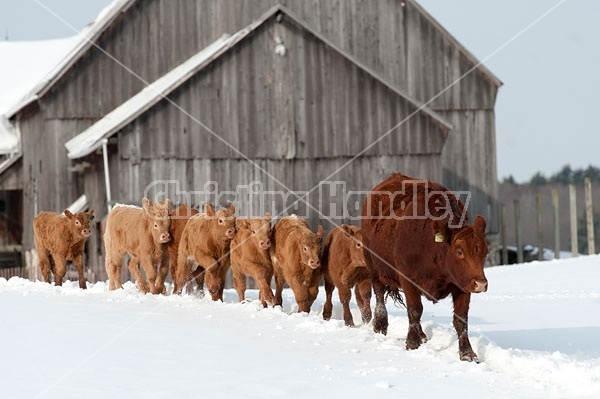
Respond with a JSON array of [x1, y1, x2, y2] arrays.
[[1, 256, 598, 398]]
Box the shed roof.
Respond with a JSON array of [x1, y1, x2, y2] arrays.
[[65, 5, 452, 160]]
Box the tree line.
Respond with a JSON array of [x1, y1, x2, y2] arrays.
[[503, 165, 600, 186]]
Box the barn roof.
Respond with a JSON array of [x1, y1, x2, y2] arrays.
[[65, 5, 452, 160], [4, 0, 136, 119]]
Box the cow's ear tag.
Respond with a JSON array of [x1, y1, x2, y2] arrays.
[[434, 232, 444, 243]]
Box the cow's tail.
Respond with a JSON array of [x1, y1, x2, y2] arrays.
[[385, 286, 406, 309]]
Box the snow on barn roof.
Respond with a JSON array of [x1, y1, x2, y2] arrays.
[[65, 5, 452, 160], [4, 0, 135, 120]]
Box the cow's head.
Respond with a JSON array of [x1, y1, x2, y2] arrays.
[[339, 225, 366, 267], [237, 213, 272, 250], [64, 209, 94, 239], [301, 225, 324, 269], [439, 215, 488, 293], [205, 203, 236, 240], [142, 198, 172, 245]]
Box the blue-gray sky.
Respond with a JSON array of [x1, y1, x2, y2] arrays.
[[1, 0, 598, 183]]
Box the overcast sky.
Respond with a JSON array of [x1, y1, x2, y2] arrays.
[[1, 0, 598, 183]]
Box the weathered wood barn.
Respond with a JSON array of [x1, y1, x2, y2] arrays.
[[1, 0, 501, 280]]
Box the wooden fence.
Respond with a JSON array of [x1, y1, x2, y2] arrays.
[[499, 177, 595, 265]]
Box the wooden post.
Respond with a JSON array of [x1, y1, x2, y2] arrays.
[[552, 188, 560, 259], [570, 184, 578, 257], [515, 200, 523, 264], [537, 194, 543, 261], [585, 177, 595, 254], [499, 203, 508, 265]]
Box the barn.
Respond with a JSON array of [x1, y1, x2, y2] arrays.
[[1, 0, 501, 280]]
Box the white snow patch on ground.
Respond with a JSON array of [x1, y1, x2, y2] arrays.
[[0, 256, 599, 398]]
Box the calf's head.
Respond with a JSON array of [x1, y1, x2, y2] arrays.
[[142, 198, 172, 245], [300, 225, 324, 269], [64, 209, 94, 239], [237, 213, 272, 249], [205, 203, 236, 240], [340, 225, 366, 267], [439, 215, 488, 293]]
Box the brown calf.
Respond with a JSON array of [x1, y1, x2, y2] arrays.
[[230, 213, 275, 307], [167, 204, 199, 280], [174, 203, 236, 301], [322, 224, 372, 327], [33, 209, 94, 289], [104, 199, 172, 294], [271, 216, 323, 313]]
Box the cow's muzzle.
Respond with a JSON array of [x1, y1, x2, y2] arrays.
[[159, 233, 171, 243], [471, 278, 488, 293], [308, 259, 320, 269], [81, 229, 92, 238]]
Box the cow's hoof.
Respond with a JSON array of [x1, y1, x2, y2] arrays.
[[373, 322, 388, 335], [460, 351, 479, 363], [79, 285, 87, 290], [406, 339, 422, 351]]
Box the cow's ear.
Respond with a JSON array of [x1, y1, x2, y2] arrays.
[[205, 204, 215, 217], [432, 219, 450, 244], [162, 199, 172, 213], [316, 225, 324, 241], [264, 212, 271, 219], [236, 219, 248, 229], [64, 210, 73, 219], [142, 198, 154, 218], [87, 210, 95, 221], [228, 202, 236, 215], [474, 215, 486, 234]]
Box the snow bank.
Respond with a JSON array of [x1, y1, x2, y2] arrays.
[[0, 256, 598, 398]]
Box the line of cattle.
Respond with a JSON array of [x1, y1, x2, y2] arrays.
[[32, 174, 489, 362]]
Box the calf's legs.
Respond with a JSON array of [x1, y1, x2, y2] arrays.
[[36, 248, 52, 283], [73, 253, 87, 289], [355, 279, 373, 324], [401, 280, 428, 350], [372, 278, 388, 335], [322, 274, 335, 321]]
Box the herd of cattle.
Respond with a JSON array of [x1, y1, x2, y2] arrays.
[[32, 174, 489, 362]]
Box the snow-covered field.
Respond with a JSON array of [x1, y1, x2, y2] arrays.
[[1, 256, 599, 398]]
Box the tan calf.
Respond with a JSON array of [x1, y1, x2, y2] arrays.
[[322, 225, 372, 327], [271, 216, 323, 313], [33, 209, 94, 289], [174, 203, 236, 301], [230, 213, 274, 307], [104, 199, 172, 294]]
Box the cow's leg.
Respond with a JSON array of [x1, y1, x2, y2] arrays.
[[53, 256, 67, 287], [338, 284, 354, 327], [273, 266, 285, 307], [73, 253, 87, 289], [37, 248, 52, 283], [402, 281, 427, 350], [189, 266, 204, 295], [139, 256, 159, 294], [355, 279, 373, 324], [255, 267, 275, 307], [290, 281, 311, 313], [307, 283, 319, 311], [155, 255, 169, 295], [372, 278, 388, 335], [173, 251, 190, 295], [105, 253, 118, 290], [216, 261, 230, 301], [127, 256, 148, 294], [232, 267, 246, 302], [452, 290, 477, 362], [322, 272, 335, 321]]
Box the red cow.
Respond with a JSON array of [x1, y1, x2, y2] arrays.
[[33, 209, 94, 288], [322, 224, 371, 327], [361, 173, 488, 362], [271, 216, 324, 313]]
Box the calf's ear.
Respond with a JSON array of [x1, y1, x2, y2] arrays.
[[316, 225, 324, 241], [264, 212, 271, 219], [87, 210, 95, 220], [228, 202, 236, 215], [64, 210, 74, 219], [204, 204, 215, 217], [474, 215, 486, 234], [236, 219, 248, 229]]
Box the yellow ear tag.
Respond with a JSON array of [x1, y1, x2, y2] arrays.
[[435, 232, 444, 243]]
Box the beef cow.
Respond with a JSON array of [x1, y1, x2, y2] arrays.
[[322, 224, 372, 327], [361, 173, 488, 362], [174, 203, 236, 300], [230, 213, 275, 307], [271, 216, 323, 313], [104, 199, 172, 294], [167, 204, 199, 280], [33, 209, 94, 288]]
